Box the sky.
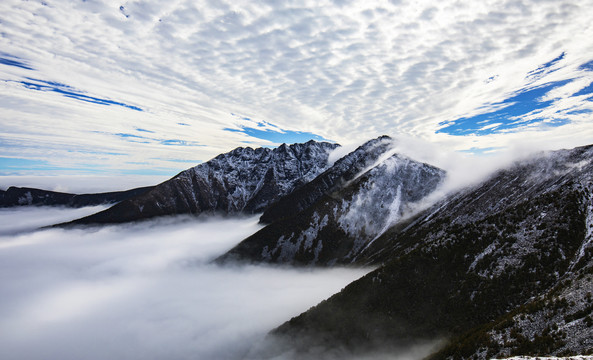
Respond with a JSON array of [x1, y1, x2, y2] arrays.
[[1, 0, 593, 182]]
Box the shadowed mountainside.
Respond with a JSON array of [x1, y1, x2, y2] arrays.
[[252, 144, 593, 359], [0, 186, 154, 208]]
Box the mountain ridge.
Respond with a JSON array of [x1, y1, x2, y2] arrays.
[[0, 185, 154, 208], [250, 143, 593, 359], [57, 140, 339, 226], [217, 139, 446, 266], [258, 135, 394, 224]]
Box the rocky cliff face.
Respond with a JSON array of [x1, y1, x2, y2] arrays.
[[62, 140, 339, 225], [217, 138, 445, 265], [256, 144, 593, 359], [258, 135, 395, 224]]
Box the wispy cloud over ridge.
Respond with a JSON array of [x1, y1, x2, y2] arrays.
[[1, 0, 593, 175]]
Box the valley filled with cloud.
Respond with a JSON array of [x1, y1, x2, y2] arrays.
[[0, 209, 369, 360]]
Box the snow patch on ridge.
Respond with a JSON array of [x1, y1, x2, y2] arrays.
[[344, 138, 398, 187], [569, 190, 593, 271], [338, 156, 405, 242]]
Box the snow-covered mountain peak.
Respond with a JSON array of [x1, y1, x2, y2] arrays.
[[218, 139, 446, 266], [63, 140, 339, 225]]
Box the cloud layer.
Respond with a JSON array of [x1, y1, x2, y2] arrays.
[[1, 0, 593, 175], [0, 209, 369, 360]]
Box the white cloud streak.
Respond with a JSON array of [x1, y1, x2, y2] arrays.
[[0, 209, 370, 360], [1, 0, 593, 175], [0, 174, 169, 193], [0, 205, 109, 235]]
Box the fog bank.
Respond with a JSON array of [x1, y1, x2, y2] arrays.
[[0, 174, 168, 193], [0, 209, 369, 360], [0, 205, 109, 235]]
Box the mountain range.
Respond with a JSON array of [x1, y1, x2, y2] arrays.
[[217, 136, 445, 266], [256, 143, 593, 359], [5, 137, 593, 359], [57, 140, 338, 225], [0, 185, 153, 208]]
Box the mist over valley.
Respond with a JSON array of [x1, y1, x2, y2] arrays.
[[0, 209, 370, 360]]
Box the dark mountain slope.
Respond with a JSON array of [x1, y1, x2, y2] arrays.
[[258, 135, 394, 224], [254, 144, 593, 359], [60, 140, 339, 225], [217, 150, 445, 266], [0, 186, 153, 207]]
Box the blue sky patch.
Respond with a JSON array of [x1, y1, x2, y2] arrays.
[[224, 116, 330, 144], [0, 57, 34, 70], [0, 157, 51, 170], [67, 149, 126, 156], [566, 109, 592, 115], [0, 55, 34, 70], [109, 132, 201, 147], [527, 52, 564, 79], [136, 128, 155, 133], [437, 80, 572, 136], [579, 60, 593, 72], [458, 147, 503, 155], [160, 139, 202, 146], [573, 81, 593, 97], [113, 132, 150, 144], [224, 126, 329, 144], [14, 78, 143, 111], [439, 54, 593, 137], [115, 133, 148, 140]]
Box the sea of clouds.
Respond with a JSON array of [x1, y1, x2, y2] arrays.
[[0, 208, 370, 360]]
